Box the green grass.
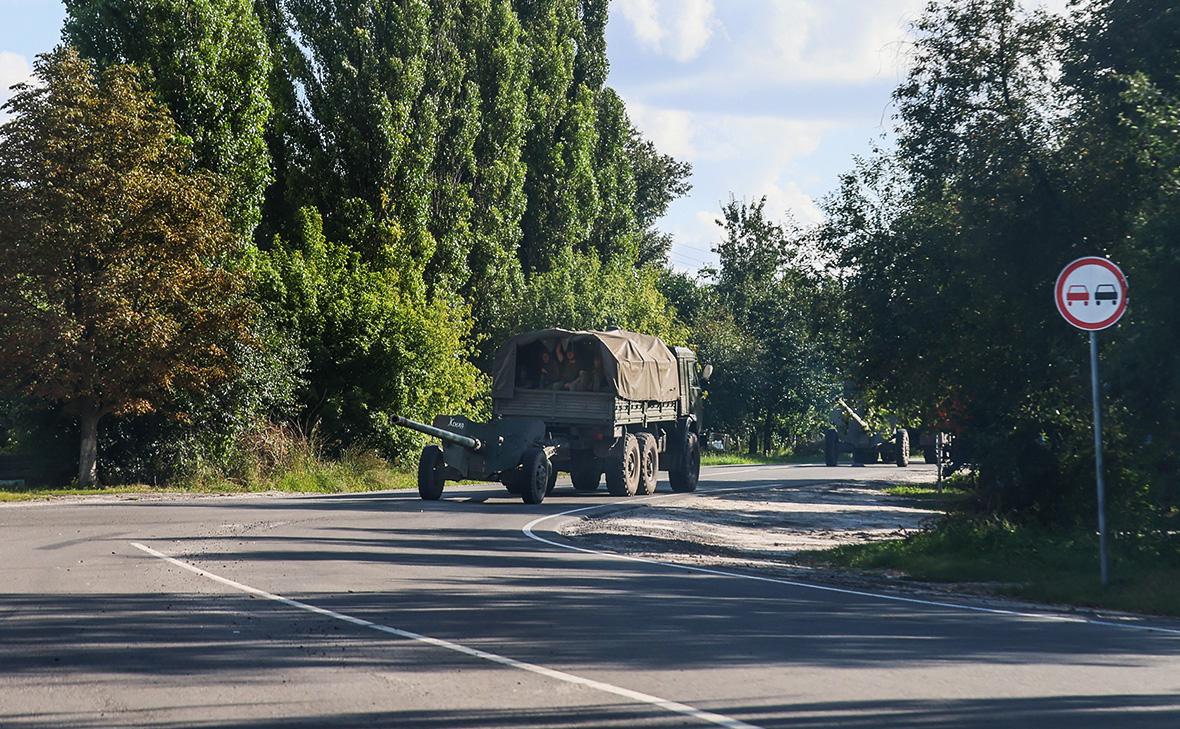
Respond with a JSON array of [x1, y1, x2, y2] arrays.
[[806, 516, 1180, 617], [0, 460, 417, 502], [701, 450, 821, 466], [883, 483, 973, 508]]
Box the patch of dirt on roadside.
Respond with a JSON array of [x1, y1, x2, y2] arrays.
[[560, 474, 1180, 627], [559, 478, 940, 573]]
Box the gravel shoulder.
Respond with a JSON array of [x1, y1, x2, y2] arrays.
[[559, 466, 1180, 629], [560, 467, 942, 573]]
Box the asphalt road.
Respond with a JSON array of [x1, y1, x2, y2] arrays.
[[2, 463, 1179, 728]]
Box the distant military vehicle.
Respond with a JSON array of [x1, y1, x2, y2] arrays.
[[824, 398, 910, 467], [394, 328, 711, 504]]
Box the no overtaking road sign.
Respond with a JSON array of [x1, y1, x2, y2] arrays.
[[1054, 255, 1129, 589], [1054, 256, 1128, 331]]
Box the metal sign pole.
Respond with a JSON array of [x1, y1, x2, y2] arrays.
[[1089, 331, 1109, 587]]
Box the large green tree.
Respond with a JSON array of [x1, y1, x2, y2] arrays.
[[516, 0, 599, 272], [0, 48, 253, 485], [1064, 0, 1180, 521], [821, 0, 1180, 525], [254, 208, 484, 457], [63, 0, 273, 238], [698, 198, 841, 452]]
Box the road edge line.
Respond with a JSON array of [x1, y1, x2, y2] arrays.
[[521, 479, 1180, 638]]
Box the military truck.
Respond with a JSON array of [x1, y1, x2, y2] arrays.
[[394, 328, 711, 504]]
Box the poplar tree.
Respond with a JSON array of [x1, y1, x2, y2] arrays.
[[63, 0, 273, 238]]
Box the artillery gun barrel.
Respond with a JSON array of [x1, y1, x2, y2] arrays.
[[393, 415, 483, 452], [836, 398, 873, 434]]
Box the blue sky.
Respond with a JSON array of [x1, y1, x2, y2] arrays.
[[1, 0, 1071, 272], [606, 0, 1073, 271]]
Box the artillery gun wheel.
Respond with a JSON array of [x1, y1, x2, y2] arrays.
[[824, 429, 839, 467], [546, 463, 558, 495], [519, 448, 551, 505], [636, 433, 659, 495], [894, 429, 910, 467], [923, 446, 938, 464], [417, 446, 446, 500], [605, 433, 640, 497], [669, 431, 700, 493]]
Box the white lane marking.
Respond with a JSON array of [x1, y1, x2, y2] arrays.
[[523, 468, 1180, 637], [130, 542, 762, 729]]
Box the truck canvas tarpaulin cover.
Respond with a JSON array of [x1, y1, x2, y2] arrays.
[[491, 328, 679, 402]]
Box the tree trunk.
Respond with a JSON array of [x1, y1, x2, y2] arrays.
[[762, 416, 772, 457], [78, 410, 100, 487]]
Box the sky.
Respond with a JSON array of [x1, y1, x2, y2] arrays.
[[1, 0, 1073, 272]]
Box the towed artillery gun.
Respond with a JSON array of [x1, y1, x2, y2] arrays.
[[824, 398, 910, 467], [395, 328, 711, 504]]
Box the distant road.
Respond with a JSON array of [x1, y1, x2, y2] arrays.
[[3, 463, 1179, 728]]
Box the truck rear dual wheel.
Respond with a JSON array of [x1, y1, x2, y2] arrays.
[[636, 433, 659, 496], [605, 433, 641, 497], [418, 445, 446, 500], [669, 431, 700, 493]]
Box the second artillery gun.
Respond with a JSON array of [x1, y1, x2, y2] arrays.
[[394, 328, 711, 504], [824, 398, 910, 467]]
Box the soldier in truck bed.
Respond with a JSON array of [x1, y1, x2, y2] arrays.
[[553, 345, 581, 390]]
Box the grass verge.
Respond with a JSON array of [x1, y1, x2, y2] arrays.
[[805, 515, 1180, 617], [882, 483, 973, 509], [0, 459, 417, 502], [702, 451, 820, 466]]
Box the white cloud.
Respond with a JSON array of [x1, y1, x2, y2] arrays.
[[761, 180, 823, 226], [754, 0, 925, 84], [614, 0, 717, 62], [628, 100, 834, 266], [627, 99, 834, 166], [627, 102, 697, 159], [669, 0, 716, 62], [616, 0, 663, 50], [0, 52, 32, 121]]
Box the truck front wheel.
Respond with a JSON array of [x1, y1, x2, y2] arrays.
[[417, 445, 446, 500], [605, 433, 640, 497], [669, 432, 700, 493]]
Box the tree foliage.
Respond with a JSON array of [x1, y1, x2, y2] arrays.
[[63, 0, 273, 237], [696, 198, 841, 452], [821, 0, 1180, 525], [0, 48, 253, 484], [254, 208, 485, 458], [4, 1, 695, 483]]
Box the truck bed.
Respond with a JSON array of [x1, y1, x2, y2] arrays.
[[494, 389, 680, 426]]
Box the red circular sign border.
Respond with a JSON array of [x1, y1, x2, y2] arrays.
[[1054, 256, 1128, 331]]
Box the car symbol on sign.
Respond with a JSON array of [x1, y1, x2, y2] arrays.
[[1094, 283, 1118, 305], [1066, 284, 1089, 306]]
